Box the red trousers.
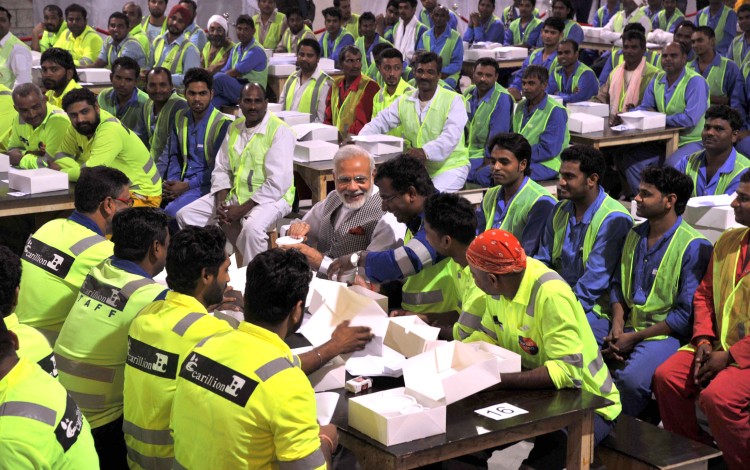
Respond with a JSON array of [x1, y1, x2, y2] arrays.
[[653, 350, 750, 470]]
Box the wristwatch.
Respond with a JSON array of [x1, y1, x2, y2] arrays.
[[350, 251, 361, 268]]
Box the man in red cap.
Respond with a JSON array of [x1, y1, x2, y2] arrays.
[[465, 228, 621, 469], [147, 4, 200, 89]]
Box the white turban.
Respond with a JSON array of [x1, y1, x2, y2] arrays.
[[207, 14, 228, 34]]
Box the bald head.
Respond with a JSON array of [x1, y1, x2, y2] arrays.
[[661, 41, 687, 75]]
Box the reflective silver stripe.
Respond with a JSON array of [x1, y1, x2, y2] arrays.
[[194, 335, 213, 348], [478, 323, 498, 341], [0, 401, 57, 426], [457, 328, 469, 340], [171, 312, 204, 336], [277, 448, 326, 470], [255, 357, 294, 381], [68, 390, 106, 409], [213, 311, 240, 329], [79, 57, 93, 65], [573, 379, 583, 389], [69, 235, 107, 256], [173, 459, 187, 470], [402, 289, 443, 306], [142, 157, 155, 176], [36, 157, 47, 168], [457, 311, 484, 331], [600, 373, 614, 394], [104, 118, 119, 124], [53, 151, 72, 161], [588, 354, 605, 377], [558, 353, 584, 368], [126, 446, 173, 470], [120, 277, 157, 297], [123, 420, 174, 445], [292, 355, 301, 368], [526, 271, 565, 317], [394, 247, 415, 276], [0, 90, 10, 96], [150, 169, 161, 185], [54, 354, 116, 383], [130, 184, 140, 190], [405, 238, 433, 267]]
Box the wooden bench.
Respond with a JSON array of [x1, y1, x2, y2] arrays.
[[596, 414, 722, 470]]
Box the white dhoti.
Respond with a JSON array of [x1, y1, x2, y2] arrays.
[[431, 164, 470, 193]]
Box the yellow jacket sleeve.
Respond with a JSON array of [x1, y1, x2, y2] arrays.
[[84, 123, 124, 168], [538, 292, 586, 390], [54, 127, 84, 181]]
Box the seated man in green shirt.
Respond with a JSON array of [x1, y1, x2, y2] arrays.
[[48, 88, 162, 207], [7, 83, 71, 169]]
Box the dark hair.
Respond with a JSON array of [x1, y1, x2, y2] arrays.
[[297, 37, 321, 56], [522, 64, 548, 83], [0, 246, 21, 317], [109, 11, 130, 29], [377, 47, 404, 64], [640, 166, 693, 215], [62, 87, 97, 112], [323, 7, 343, 19], [236, 14, 254, 28], [178, 0, 197, 14], [340, 44, 362, 61], [622, 22, 645, 35], [424, 194, 477, 245], [0, 7, 11, 21], [244, 249, 312, 325], [676, 19, 696, 33], [287, 8, 303, 19], [112, 56, 140, 79], [65, 3, 87, 19], [695, 25, 716, 40], [166, 226, 227, 295], [741, 169, 750, 183], [398, 0, 419, 7], [123, 2, 143, 18], [183, 67, 213, 90], [487, 133, 532, 177], [374, 155, 435, 196], [112, 208, 169, 261], [552, 0, 575, 18], [44, 5, 64, 18], [40, 47, 80, 82], [75, 167, 130, 213], [148, 66, 173, 86], [483, 0, 497, 6], [360, 11, 376, 23], [739, 3, 750, 14], [561, 145, 606, 181], [12, 83, 44, 101], [559, 38, 579, 53], [387, 0, 401, 8], [543, 16, 566, 33], [621, 30, 647, 49], [521, 0, 538, 8], [474, 57, 500, 75], [413, 50, 442, 73], [705, 104, 743, 131]]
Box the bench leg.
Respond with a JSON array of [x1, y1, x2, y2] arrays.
[[567, 409, 594, 470]]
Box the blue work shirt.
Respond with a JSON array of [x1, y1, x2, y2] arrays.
[[416, 28, 464, 85], [464, 16, 505, 44], [610, 218, 713, 341], [184, 22, 207, 51], [594, 4, 620, 27], [694, 6, 737, 56], [466, 84, 513, 153], [420, 9, 459, 30], [319, 30, 355, 64], [510, 49, 558, 90], [160, 105, 230, 193], [364, 214, 444, 283], [636, 69, 710, 129], [69, 210, 104, 236], [675, 149, 748, 196], [503, 19, 543, 46], [688, 54, 743, 111], [536, 20, 583, 47], [536, 187, 633, 315], [475, 177, 556, 257], [547, 62, 599, 104], [110, 256, 169, 301], [516, 95, 568, 174], [150, 32, 200, 88], [221, 39, 268, 77]]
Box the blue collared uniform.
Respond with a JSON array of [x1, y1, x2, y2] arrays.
[[464, 84, 513, 186], [546, 62, 599, 105], [464, 16, 505, 44], [212, 39, 268, 107], [675, 149, 750, 196], [510, 49, 558, 91]]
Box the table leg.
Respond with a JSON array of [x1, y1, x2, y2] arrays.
[[566, 409, 594, 470], [313, 175, 327, 205], [666, 133, 679, 156]]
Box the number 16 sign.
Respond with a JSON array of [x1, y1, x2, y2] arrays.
[[475, 403, 529, 421]]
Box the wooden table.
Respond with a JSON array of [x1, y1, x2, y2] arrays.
[[331, 387, 610, 470], [569, 126, 683, 156], [294, 153, 398, 205], [0, 172, 75, 218], [582, 36, 664, 52]]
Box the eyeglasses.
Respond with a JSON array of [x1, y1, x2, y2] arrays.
[[336, 176, 369, 185], [114, 196, 134, 207], [380, 193, 399, 203]]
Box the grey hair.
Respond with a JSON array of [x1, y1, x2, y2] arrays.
[[333, 144, 375, 175], [12, 83, 45, 102]]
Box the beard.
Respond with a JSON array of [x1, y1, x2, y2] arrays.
[[204, 278, 226, 307], [74, 114, 101, 136], [337, 184, 374, 210]]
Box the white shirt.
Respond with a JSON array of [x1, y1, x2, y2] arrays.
[[0, 32, 32, 87], [600, 9, 653, 42], [294, 186, 406, 275], [211, 111, 295, 205], [393, 15, 419, 57], [359, 89, 468, 162], [280, 66, 332, 123]]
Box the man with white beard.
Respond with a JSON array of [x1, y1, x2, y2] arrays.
[[283, 145, 405, 279]]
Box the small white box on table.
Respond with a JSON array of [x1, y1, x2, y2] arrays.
[[569, 113, 605, 134], [268, 64, 297, 75], [493, 46, 528, 60], [683, 195, 742, 243], [294, 141, 339, 162], [567, 101, 609, 117], [292, 123, 339, 143], [319, 58, 336, 71], [581, 26, 602, 39], [351, 134, 403, 156], [8, 168, 68, 194], [267, 102, 283, 113], [78, 68, 111, 83], [619, 110, 666, 130], [0, 153, 9, 172], [348, 341, 521, 446], [348, 285, 388, 313], [276, 110, 312, 126], [383, 316, 441, 359]]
